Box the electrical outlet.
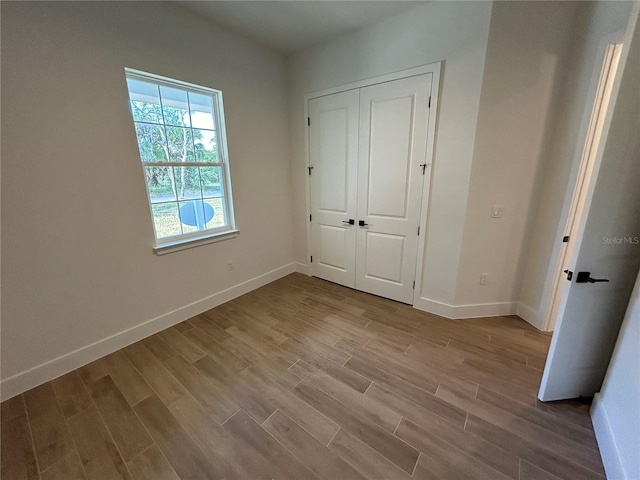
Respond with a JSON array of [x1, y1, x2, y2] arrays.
[[227, 260, 234, 272], [491, 205, 504, 218], [480, 273, 488, 285]]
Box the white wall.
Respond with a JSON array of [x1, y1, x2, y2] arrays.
[[288, 2, 493, 308], [1, 2, 293, 398], [517, 1, 635, 329], [455, 2, 580, 309]]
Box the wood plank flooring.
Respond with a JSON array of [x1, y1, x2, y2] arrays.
[[1, 273, 604, 480]]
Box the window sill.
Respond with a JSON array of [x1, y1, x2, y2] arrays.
[[153, 230, 239, 256]]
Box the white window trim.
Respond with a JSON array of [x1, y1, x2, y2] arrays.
[[125, 68, 238, 254], [154, 229, 239, 255]]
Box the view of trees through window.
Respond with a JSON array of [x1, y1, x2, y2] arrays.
[[126, 72, 233, 241]]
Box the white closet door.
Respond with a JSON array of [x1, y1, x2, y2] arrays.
[[355, 74, 431, 304], [309, 90, 359, 288]]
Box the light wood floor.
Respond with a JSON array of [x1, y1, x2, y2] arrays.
[[2, 273, 604, 480]]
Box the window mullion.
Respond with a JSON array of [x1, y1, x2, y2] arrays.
[[143, 161, 222, 167]]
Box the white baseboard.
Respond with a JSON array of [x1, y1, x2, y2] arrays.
[[414, 297, 457, 318], [413, 297, 517, 319], [516, 302, 545, 330], [591, 393, 626, 480], [0, 262, 297, 401], [294, 262, 310, 275]]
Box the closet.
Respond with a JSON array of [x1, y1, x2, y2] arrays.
[[308, 71, 435, 304]]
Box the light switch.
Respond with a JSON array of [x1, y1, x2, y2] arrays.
[[491, 205, 504, 218]]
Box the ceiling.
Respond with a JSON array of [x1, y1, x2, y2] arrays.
[[178, 1, 424, 56]]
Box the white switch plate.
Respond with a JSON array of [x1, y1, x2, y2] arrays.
[[480, 273, 488, 285], [491, 205, 504, 218]]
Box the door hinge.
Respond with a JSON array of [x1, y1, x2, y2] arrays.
[[562, 235, 570, 243], [308, 166, 314, 175], [417, 226, 420, 236], [309, 214, 312, 221], [428, 96, 431, 108], [413, 280, 416, 289], [307, 117, 310, 126], [310, 255, 313, 263]]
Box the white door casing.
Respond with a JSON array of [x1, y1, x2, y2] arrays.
[[355, 74, 432, 304], [309, 90, 359, 287]]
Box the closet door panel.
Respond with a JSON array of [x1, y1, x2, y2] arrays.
[[309, 90, 359, 288], [356, 74, 432, 304]]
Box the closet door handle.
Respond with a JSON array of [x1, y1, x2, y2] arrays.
[[342, 219, 355, 225], [358, 220, 369, 227]]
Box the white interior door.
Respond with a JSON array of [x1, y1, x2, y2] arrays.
[[309, 90, 359, 287], [355, 74, 432, 304], [539, 33, 640, 401]]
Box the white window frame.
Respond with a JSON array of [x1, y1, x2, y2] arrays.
[[125, 68, 237, 254]]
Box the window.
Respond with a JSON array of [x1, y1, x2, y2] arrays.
[[125, 69, 236, 251]]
